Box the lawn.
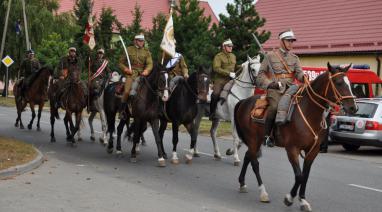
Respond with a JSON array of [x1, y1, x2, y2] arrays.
[[0, 136, 37, 171]]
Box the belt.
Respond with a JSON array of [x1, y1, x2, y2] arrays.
[[132, 64, 144, 68], [275, 73, 294, 79]]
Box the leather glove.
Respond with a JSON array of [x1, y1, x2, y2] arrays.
[[229, 72, 236, 79], [267, 82, 280, 89]]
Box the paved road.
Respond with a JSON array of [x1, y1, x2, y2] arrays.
[[0, 106, 381, 212]]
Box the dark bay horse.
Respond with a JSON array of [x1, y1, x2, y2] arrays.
[[125, 64, 171, 166], [49, 69, 87, 145], [234, 63, 357, 211], [158, 67, 210, 164], [14, 67, 52, 130]]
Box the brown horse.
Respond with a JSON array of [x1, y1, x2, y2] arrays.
[[13, 67, 52, 130], [234, 63, 357, 211], [49, 68, 86, 145]]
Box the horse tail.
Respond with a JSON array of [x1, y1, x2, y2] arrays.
[[234, 100, 245, 144]]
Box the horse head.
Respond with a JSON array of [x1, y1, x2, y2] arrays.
[[325, 62, 358, 114], [154, 63, 171, 102], [237, 55, 261, 85], [194, 65, 211, 103]]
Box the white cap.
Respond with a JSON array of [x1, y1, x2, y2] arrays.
[[134, 34, 145, 40], [279, 29, 297, 41], [97, 48, 105, 54], [69, 47, 77, 52], [222, 39, 233, 46]]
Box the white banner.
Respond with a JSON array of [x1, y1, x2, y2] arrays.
[[160, 14, 176, 57]]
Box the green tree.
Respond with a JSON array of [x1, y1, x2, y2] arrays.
[[36, 33, 69, 72], [147, 13, 167, 62], [118, 3, 145, 46], [173, 0, 217, 72], [95, 7, 118, 51], [216, 0, 270, 64]]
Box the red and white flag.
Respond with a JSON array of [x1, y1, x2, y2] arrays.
[[83, 16, 96, 50]]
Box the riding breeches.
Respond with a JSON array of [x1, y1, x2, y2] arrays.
[[266, 89, 282, 120], [212, 79, 230, 96]]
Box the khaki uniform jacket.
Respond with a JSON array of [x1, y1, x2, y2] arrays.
[[256, 48, 304, 93], [58, 56, 82, 80], [20, 58, 41, 79], [169, 56, 188, 78], [119, 46, 153, 78], [212, 51, 236, 83]]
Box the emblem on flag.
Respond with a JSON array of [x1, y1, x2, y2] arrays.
[[160, 14, 176, 57], [83, 16, 96, 50]]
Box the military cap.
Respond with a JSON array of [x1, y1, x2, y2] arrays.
[[134, 34, 145, 40], [27, 49, 35, 54], [69, 47, 77, 52], [97, 48, 105, 54], [222, 39, 233, 46], [279, 29, 297, 41]]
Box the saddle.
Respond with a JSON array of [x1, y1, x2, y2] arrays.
[[250, 95, 268, 121]]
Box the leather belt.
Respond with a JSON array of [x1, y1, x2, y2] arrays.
[[275, 72, 294, 79]]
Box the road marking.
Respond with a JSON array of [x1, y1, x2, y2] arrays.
[[182, 149, 227, 159], [348, 184, 382, 193]]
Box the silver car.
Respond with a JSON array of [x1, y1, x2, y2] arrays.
[[330, 98, 382, 151]]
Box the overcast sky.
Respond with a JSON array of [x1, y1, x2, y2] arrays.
[[207, 0, 235, 16]]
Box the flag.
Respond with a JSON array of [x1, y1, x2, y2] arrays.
[[15, 20, 22, 36], [160, 14, 176, 57], [83, 15, 96, 50]]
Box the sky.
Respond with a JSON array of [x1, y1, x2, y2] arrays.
[[207, 0, 234, 16]]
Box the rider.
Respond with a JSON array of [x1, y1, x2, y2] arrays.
[[210, 39, 238, 119], [18, 49, 41, 101], [119, 34, 153, 118], [165, 52, 189, 91], [55, 47, 87, 109], [89, 48, 111, 111], [256, 29, 304, 147]]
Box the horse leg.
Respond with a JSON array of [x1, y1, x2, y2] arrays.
[[210, 118, 222, 160], [63, 114, 72, 141], [170, 122, 180, 165], [250, 156, 270, 203], [19, 101, 27, 129], [131, 120, 142, 162], [50, 112, 56, 142], [284, 148, 303, 207], [298, 149, 319, 212], [150, 119, 166, 167], [72, 112, 82, 142], [232, 124, 241, 166], [36, 103, 43, 131], [115, 118, 126, 155], [28, 103, 36, 130], [106, 111, 116, 154], [88, 111, 96, 142], [238, 151, 251, 193], [185, 122, 199, 157], [99, 108, 108, 145]]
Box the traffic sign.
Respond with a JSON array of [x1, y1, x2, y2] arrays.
[[2, 55, 14, 67]]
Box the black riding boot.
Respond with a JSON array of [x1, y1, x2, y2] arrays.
[[209, 94, 219, 120], [264, 116, 275, 147]]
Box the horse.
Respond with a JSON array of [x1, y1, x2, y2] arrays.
[[13, 67, 53, 130], [158, 66, 210, 164], [123, 64, 171, 166], [49, 68, 87, 145], [233, 63, 357, 211], [206, 55, 261, 166]]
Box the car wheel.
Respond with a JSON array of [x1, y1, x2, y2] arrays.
[[342, 144, 360, 151]]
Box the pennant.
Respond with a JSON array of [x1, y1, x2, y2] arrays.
[[160, 14, 176, 57], [83, 16, 96, 50]]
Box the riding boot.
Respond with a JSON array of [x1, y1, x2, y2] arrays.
[[209, 94, 219, 120], [264, 116, 275, 147]]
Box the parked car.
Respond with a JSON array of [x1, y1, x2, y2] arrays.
[[329, 98, 382, 151]]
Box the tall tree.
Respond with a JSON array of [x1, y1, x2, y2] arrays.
[[173, 0, 217, 72], [147, 13, 167, 62], [119, 3, 144, 46], [95, 7, 118, 51], [216, 0, 270, 64], [36, 32, 69, 72]]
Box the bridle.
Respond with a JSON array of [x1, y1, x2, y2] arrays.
[[293, 71, 356, 158], [233, 60, 258, 87]]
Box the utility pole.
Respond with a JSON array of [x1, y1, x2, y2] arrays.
[[0, 0, 12, 71], [21, 0, 31, 50]]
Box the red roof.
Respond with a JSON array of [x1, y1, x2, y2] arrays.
[[255, 0, 382, 54], [58, 0, 218, 30]]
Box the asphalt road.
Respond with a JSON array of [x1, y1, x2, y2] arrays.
[[0, 106, 381, 212]]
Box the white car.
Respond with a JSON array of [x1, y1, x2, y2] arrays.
[[330, 98, 382, 151]]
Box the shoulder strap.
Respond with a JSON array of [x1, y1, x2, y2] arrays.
[[273, 50, 293, 74]]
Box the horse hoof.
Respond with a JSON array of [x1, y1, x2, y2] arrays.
[[226, 148, 234, 156], [193, 152, 200, 157], [158, 158, 166, 167], [214, 154, 222, 160], [234, 161, 240, 166], [116, 150, 122, 155], [171, 158, 180, 165], [299, 199, 312, 212], [130, 157, 137, 163], [37, 127, 41, 132], [51, 138, 56, 143], [99, 137, 104, 144], [77, 137, 83, 142], [107, 148, 113, 154], [185, 154, 192, 164], [260, 192, 270, 203], [14, 123, 18, 127], [284, 194, 294, 207], [28, 125, 32, 130], [20, 125, 24, 129], [90, 136, 95, 141], [239, 185, 248, 193], [71, 142, 78, 148]]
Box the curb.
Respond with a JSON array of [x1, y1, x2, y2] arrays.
[[0, 147, 44, 179]]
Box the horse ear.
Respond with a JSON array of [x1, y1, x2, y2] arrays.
[[343, 63, 352, 72], [256, 55, 260, 61], [327, 62, 334, 73], [247, 54, 251, 61]]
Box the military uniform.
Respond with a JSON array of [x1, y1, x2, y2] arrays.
[[165, 53, 189, 91], [90, 57, 110, 95], [168, 55, 188, 78], [20, 57, 41, 86], [119, 45, 153, 102]]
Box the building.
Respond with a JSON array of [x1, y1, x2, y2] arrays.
[[57, 0, 218, 29], [255, 0, 382, 78]]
